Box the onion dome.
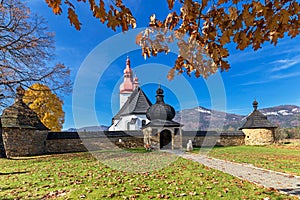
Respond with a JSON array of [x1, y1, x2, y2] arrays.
[[146, 87, 175, 121]]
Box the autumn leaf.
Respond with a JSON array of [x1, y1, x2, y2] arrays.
[[45, 0, 300, 79], [167, 0, 175, 10], [136, 32, 142, 44], [229, 7, 238, 20], [67, 8, 81, 30], [167, 68, 175, 80], [45, 0, 62, 14]]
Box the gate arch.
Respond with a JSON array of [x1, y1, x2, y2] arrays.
[[160, 129, 172, 149]]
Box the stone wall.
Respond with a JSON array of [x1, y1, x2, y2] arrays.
[[47, 131, 245, 154], [46, 139, 87, 153], [2, 128, 48, 158], [242, 128, 275, 145], [46, 131, 144, 153], [182, 131, 245, 147], [0, 130, 246, 157]]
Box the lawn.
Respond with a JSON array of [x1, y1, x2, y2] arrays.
[[207, 145, 300, 176], [0, 151, 297, 199]]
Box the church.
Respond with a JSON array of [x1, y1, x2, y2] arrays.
[[108, 57, 152, 131], [108, 57, 184, 149]]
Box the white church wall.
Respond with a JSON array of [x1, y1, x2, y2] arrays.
[[119, 92, 131, 109], [109, 114, 150, 131]]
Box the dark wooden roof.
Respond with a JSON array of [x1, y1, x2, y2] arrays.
[[146, 87, 175, 121], [142, 119, 182, 128], [1, 86, 48, 130], [240, 101, 277, 129], [113, 87, 152, 119], [143, 87, 182, 128]]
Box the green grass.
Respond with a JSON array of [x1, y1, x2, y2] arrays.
[[0, 151, 297, 199], [207, 145, 300, 176]]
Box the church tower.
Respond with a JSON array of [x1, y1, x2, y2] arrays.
[[109, 57, 151, 131], [119, 57, 138, 108]]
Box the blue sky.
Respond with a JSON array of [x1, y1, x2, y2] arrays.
[[27, 1, 300, 130]]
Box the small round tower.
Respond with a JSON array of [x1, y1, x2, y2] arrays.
[[1, 86, 49, 157], [239, 100, 277, 145]]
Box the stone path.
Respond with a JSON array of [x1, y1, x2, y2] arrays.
[[176, 152, 300, 198]]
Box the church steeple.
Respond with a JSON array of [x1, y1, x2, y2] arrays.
[[119, 56, 139, 109], [120, 56, 134, 94]]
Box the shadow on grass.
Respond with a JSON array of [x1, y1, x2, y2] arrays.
[[0, 171, 28, 175], [279, 188, 300, 197], [1, 149, 152, 161]]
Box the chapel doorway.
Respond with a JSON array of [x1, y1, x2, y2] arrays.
[[160, 129, 172, 149]]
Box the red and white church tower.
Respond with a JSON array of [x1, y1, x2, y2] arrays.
[[119, 57, 139, 108], [109, 57, 152, 131]]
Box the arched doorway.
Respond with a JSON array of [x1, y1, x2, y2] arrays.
[[160, 129, 172, 149]]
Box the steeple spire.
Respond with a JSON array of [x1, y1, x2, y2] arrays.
[[126, 56, 130, 67], [253, 99, 258, 111], [155, 84, 164, 103], [119, 56, 137, 108]]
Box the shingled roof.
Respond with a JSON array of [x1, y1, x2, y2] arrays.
[[113, 87, 152, 120], [240, 100, 277, 129], [1, 86, 49, 130]]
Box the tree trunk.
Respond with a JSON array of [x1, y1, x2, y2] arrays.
[[0, 118, 7, 158]]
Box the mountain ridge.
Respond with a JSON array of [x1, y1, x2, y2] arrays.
[[65, 105, 299, 131], [174, 104, 300, 131]]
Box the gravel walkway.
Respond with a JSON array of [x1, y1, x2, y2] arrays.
[[179, 153, 300, 198]]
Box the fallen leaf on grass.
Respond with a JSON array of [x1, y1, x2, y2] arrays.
[[42, 189, 69, 199], [223, 187, 229, 193]]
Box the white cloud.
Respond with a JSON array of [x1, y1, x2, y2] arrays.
[[270, 56, 300, 72], [271, 72, 300, 79], [240, 79, 272, 86], [241, 71, 300, 86]]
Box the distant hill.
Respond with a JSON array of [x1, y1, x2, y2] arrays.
[[64, 105, 299, 132], [174, 105, 300, 131], [66, 125, 109, 132], [260, 105, 300, 128]]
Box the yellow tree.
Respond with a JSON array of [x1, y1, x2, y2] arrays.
[[23, 83, 65, 132]]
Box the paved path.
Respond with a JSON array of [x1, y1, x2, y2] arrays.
[[177, 152, 300, 198]]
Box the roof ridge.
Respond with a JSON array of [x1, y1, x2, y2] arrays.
[[131, 88, 142, 112], [112, 87, 151, 119]]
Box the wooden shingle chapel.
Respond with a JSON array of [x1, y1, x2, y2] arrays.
[[108, 57, 183, 149]]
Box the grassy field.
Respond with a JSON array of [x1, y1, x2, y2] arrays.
[[0, 151, 297, 199], [207, 145, 300, 176]]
